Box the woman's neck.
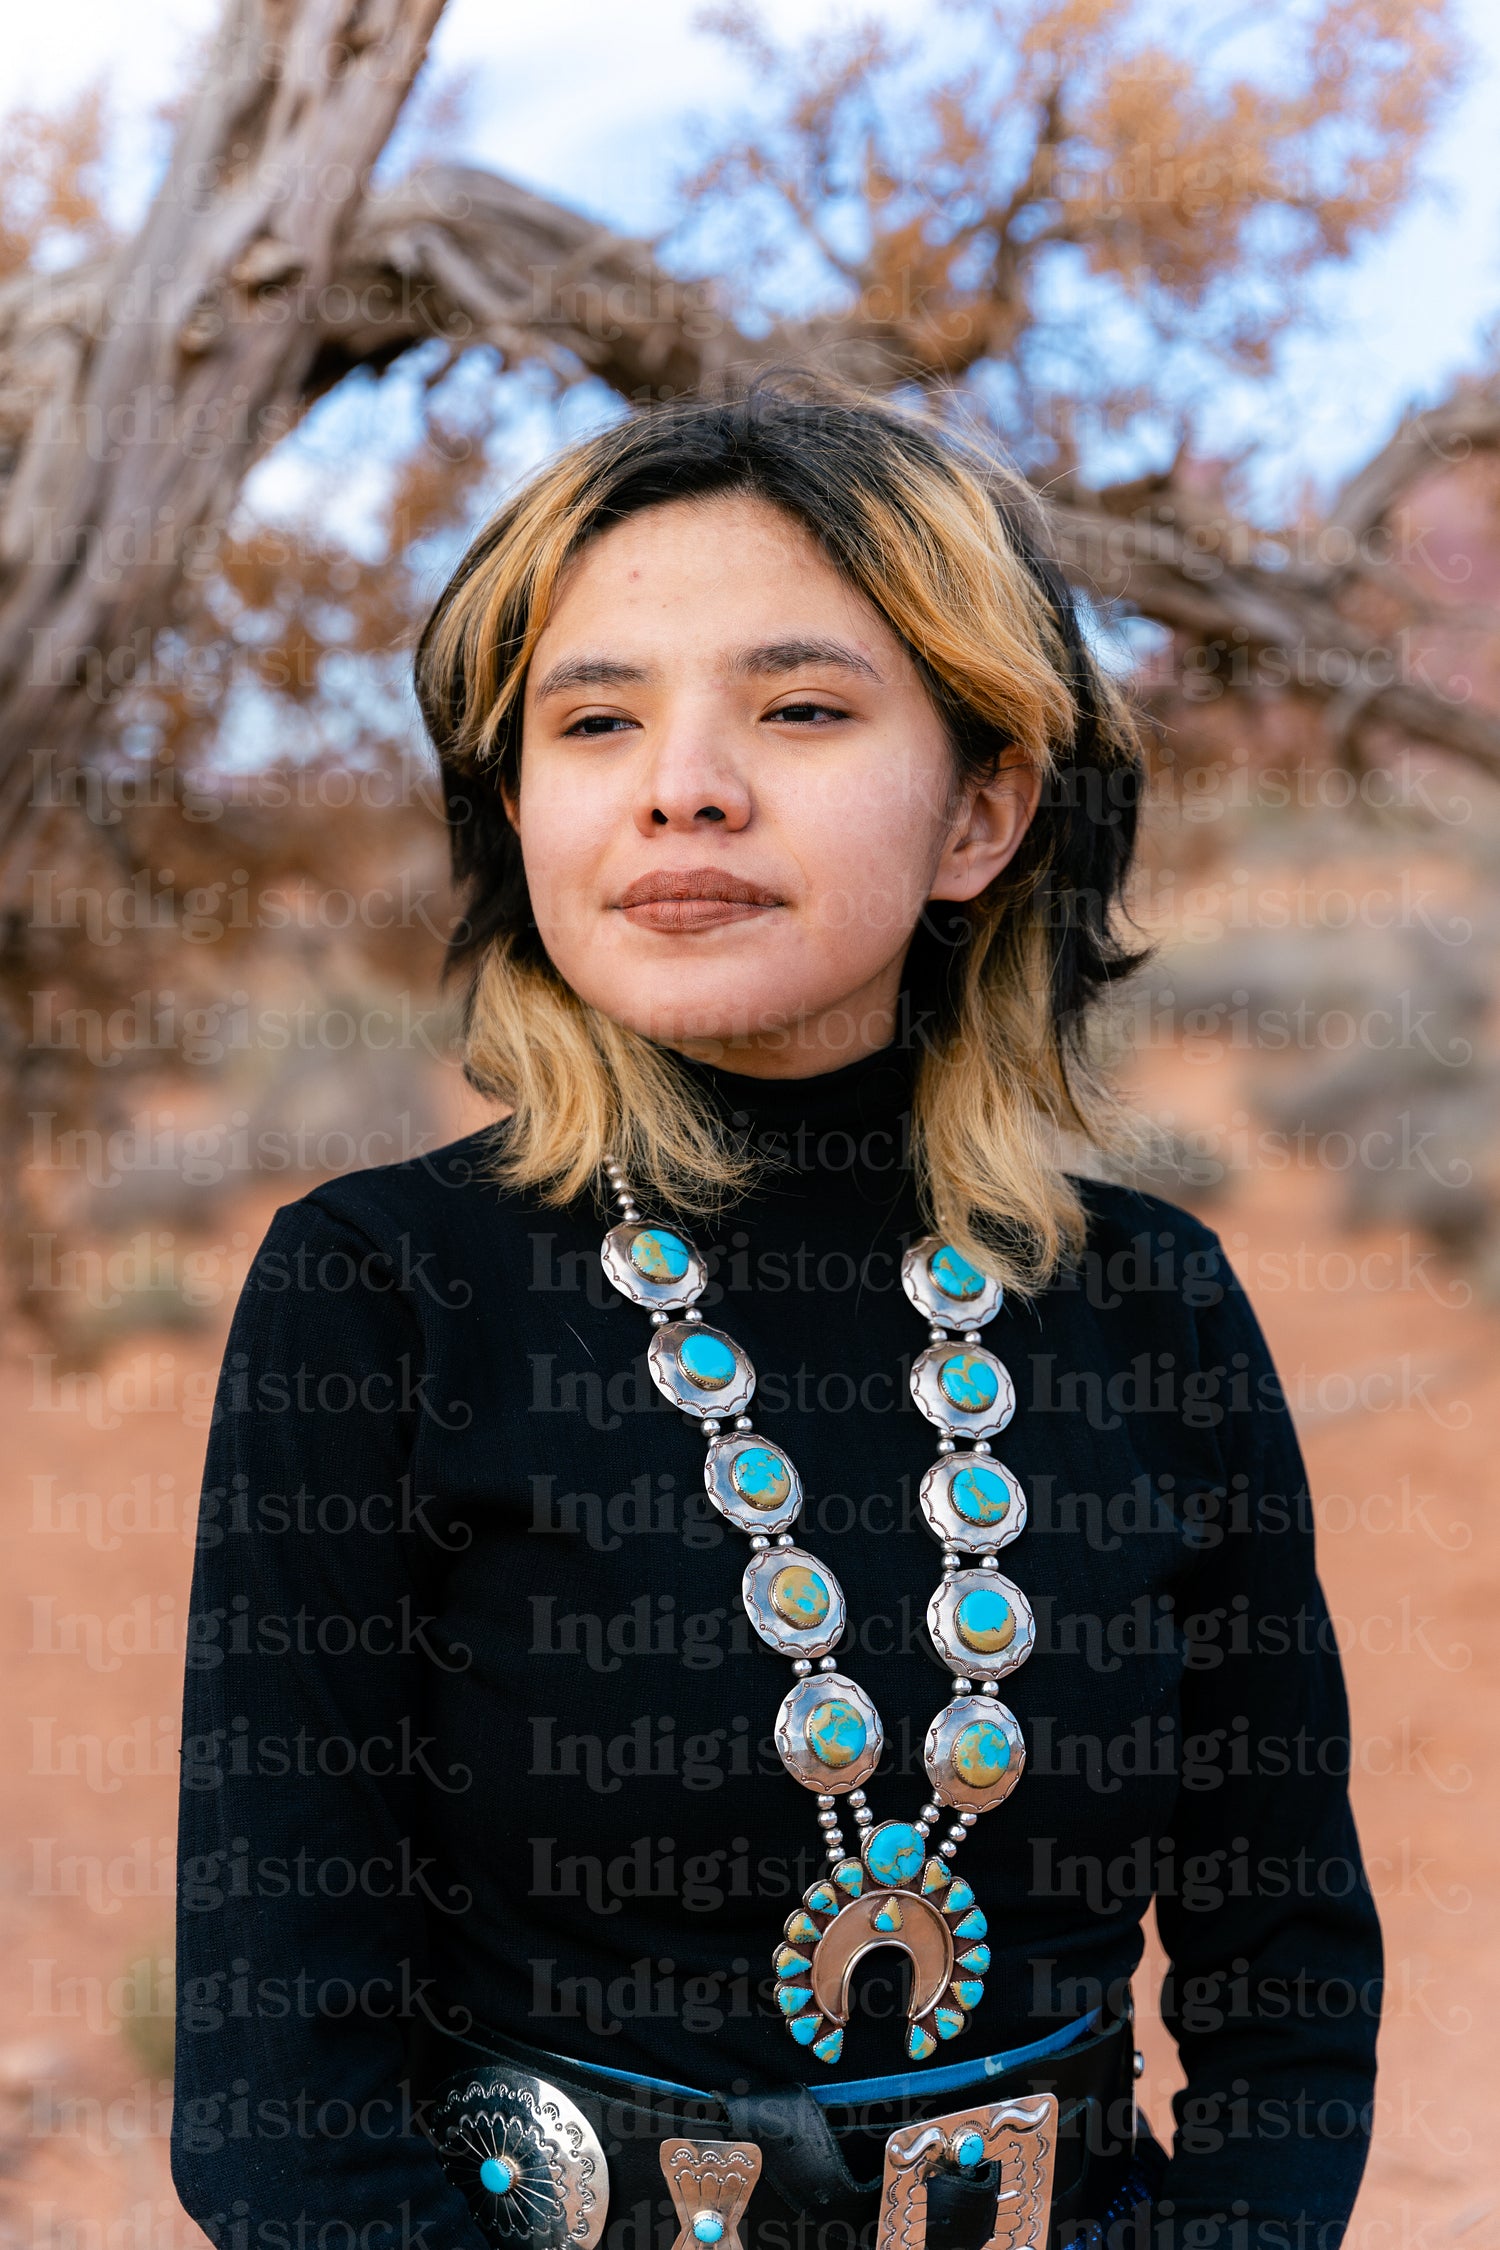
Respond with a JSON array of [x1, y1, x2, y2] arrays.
[[661, 967, 904, 1080]]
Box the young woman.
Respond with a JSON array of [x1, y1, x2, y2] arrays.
[[172, 380, 1380, 2250]]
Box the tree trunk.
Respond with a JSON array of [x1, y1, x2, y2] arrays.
[[0, 0, 447, 874]]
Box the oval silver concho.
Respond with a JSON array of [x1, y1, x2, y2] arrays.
[[428, 2068, 609, 2250], [919, 1454, 1026, 1553], [774, 1672, 884, 1793], [927, 1570, 1035, 1682], [900, 1237, 1005, 1329], [909, 1343, 1016, 1441], [600, 1222, 707, 1311], [704, 1432, 803, 1536], [647, 1321, 756, 1420], [924, 1694, 1026, 1813], [742, 1546, 847, 1659]]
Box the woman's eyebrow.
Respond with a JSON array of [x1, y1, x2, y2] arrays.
[[531, 640, 881, 702], [531, 655, 652, 700], [729, 638, 881, 680]]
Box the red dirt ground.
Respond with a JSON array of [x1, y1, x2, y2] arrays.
[[3, 1108, 1495, 2246]]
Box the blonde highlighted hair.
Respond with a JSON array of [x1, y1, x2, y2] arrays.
[[414, 373, 1145, 1295]]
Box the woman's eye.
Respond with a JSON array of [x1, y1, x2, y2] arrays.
[[563, 712, 636, 736], [766, 700, 848, 725]]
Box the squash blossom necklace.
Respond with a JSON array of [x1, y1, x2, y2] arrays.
[[600, 1157, 1035, 2069]]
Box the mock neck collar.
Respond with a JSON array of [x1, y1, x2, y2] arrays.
[[671, 1038, 919, 1205]]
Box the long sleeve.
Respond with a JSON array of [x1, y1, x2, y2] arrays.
[[1152, 1246, 1382, 2244], [171, 1196, 489, 2250]]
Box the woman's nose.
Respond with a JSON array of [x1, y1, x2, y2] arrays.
[[633, 713, 752, 836]]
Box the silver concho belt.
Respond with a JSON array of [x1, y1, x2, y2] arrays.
[[428, 2068, 609, 2249], [430, 2065, 1057, 2250]]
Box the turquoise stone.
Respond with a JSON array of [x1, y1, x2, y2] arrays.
[[907, 2023, 937, 2061], [629, 1227, 690, 1283], [812, 2028, 845, 2065], [952, 1979, 985, 2009], [954, 1587, 1016, 1655], [944, 1878, 975, 1913], [954, 2132, 985, 2168], [479, 2159, 513, 2196], [731, 1444, 792, 1508], [775, 1946, 810, 1977], [921, 1859, 950, 1896], [934, 2005, 965, 2040], [789, 2014, 821, 2046], [770, 1565, 831, 1629], [929, 1244, 986, 1301], [864, 1822, 924, 1886], [957, 1944, 991, 1973], [834, 1860, 865, 1895], [950, 1463, 1012, 1527], [693, 2220, 725, 2246], [678, 1329, 738, 1391], [777, 1984, 814, 2015], [939, 1352, 1000, 1412], [807, 1885, 839, 1914], [872, 1901, 904, 1933], [953, 1907, 988, 1940], [787, 1912, 820, 1945], [806, 1702, 867, 1771], [952, 1720, 1011, 1788]]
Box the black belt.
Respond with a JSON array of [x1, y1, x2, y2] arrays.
[[410, 2000, 1160, 2250]]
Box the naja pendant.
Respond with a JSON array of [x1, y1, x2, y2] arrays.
[[773, 1821, 989, 2065]]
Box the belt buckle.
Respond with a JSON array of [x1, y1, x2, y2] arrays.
[[876, 2094, 1058, 2250]]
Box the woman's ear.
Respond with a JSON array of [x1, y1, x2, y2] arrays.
[[927, 756, 1042, 903]]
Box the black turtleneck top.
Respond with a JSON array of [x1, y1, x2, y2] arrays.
[[172, 1044, 1380, 2249]]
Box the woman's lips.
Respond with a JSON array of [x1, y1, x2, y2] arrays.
[[615, 868, 785, 933]]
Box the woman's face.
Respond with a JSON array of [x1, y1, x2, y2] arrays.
[[509, 492, 1038, 1075]]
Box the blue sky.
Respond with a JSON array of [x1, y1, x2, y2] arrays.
[[5, 0, 1500, 516]]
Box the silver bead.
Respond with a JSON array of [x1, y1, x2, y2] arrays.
[[734, 1415, 754, 1430], [959, 1811, 978, 1827], [928, 1325, 948, 1343], [980, 1554, 1000, 1571], [826, 1840, 845, 1863], [702, 1418, 722, 1436], [914, 1820, 930, 1839], [963, 1330, 981, 1345], [950, 1677, 973, 1696], [620, 1206, 640, 1223], [749, 1535, 771, 1552], [853, 1806, 873, 1828], [792, 1658, 812, 1676], [776, 1533, 795, 1548], [816, 1794, 835, 1808], [650, 1309, 670, 1326], [982, 1681, 1000, 1698], [684, 1307, 703, 1323], [939, 1840, 958, 1859], [919, 1802, 941, 1824], [936, 1438, 956, 1456], [818, 1656, 838, 1672], [972, 1440, 992, 1456], [818, 1810, 839, 1830], [946, 1822, 967, 1842], [848, 1789, 867, 1808], [941, 1550, 960, 1573]]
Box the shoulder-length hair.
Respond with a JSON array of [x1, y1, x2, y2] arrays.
[[413, 373, 1145, 1295]]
